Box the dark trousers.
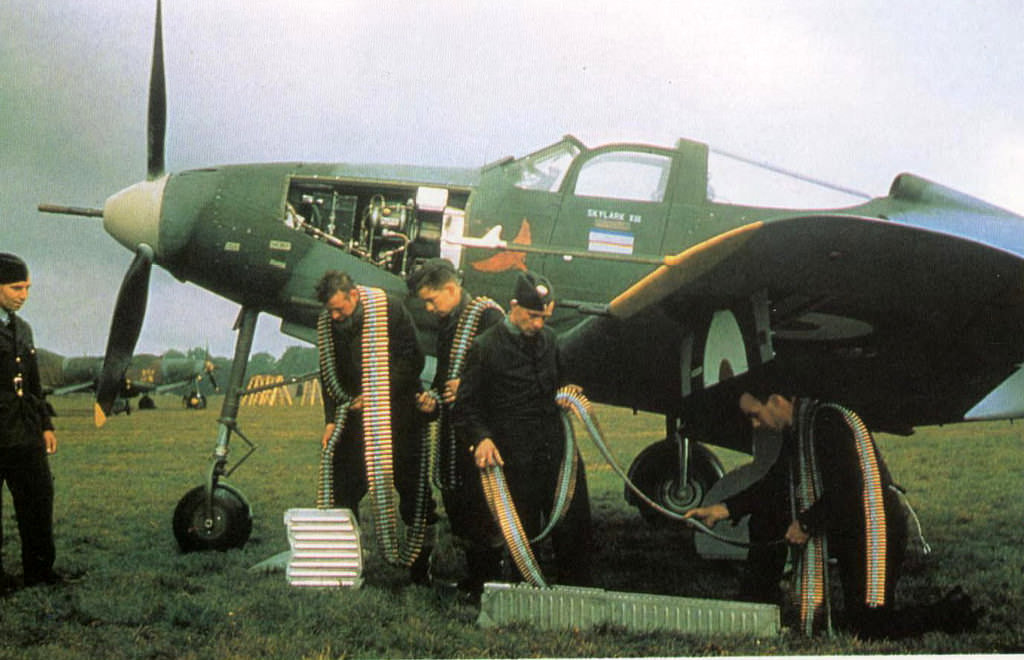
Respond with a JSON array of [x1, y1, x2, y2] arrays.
[[441, 437, 501, 547], [445, 475, 505, 591], [504, 452, 593, 586], [740, 491, 908, 635], [833, 493, 908, 637], [741, 507, 790, 603], [329, 408, 437, 528], [0, 446, 55, 581]]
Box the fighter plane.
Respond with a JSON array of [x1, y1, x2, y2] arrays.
[[36, 348, 217, 413], [40, 2, 1024, 552]]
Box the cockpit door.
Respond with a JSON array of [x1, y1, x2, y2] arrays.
[[544, 147, 675, 303]]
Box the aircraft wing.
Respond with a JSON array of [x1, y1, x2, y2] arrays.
[[153, 379, 194, 395], [620, 212, 1024, 317], [52, 379, 161, 397], [566, 213, 1024, 439], [123, 381, 158, 396], [49, 381, 98, 396]]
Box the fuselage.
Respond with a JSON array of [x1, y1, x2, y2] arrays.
[[98, 135, 1024, 446]]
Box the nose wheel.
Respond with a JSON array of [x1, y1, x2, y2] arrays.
[[172, 483, 252, 552]]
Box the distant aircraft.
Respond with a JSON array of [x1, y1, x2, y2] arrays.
[[40, 1, 1024, 553], [37, 348, 217, 414]]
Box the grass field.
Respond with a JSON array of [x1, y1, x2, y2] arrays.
[[1, 394, 1022, 658]]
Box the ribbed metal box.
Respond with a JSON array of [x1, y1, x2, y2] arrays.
[[284, 508, 363, 588], [478, 582, 778, 636]]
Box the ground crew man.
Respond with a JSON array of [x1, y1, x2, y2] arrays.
[[456, 270, 593, 589], [0, 253, 60, 590], [315, 270, 436, 584], [407, 258, 505, 597], [685, 386, 981, 638]]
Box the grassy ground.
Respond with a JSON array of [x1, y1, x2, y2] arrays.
[[0, 394, 1021, 658]]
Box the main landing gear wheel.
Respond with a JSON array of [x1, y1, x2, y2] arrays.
[[183, 392, 207, 409], [625, 439, 722, 527], [172, 484, 252, 552]]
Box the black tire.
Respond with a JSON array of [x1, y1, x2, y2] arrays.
[[138, 395, 156, 410], [625, 439, 723, 526], [172, 484, 252, 552], [183, 392, 207, 409]]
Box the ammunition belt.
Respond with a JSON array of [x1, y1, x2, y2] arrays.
[[561, 390, 785, 548], [793, 401, 889, 635], [359, 287, 401, 562], [482, 387, 795, 587], [480, 465, 547, 587], [316, 287, 430, 567], [435, 297, 503, 490], [793, 400, 832, 635], [477, 386, 583, 587]]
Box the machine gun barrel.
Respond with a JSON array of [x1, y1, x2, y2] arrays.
[[38, 204, 104, 218]]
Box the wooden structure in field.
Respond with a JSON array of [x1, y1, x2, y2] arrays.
[[241, 374, 321, 406], [297, 378, 322, 406]]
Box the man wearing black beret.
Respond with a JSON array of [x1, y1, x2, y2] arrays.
[[455, 270, 593, 589], [0, 253, 60, 591]]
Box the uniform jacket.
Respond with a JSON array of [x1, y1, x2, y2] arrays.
[[0, 313, 53, 450], [321, 291, 424, 424], [430, 292, 505, 397], [725, 399, 899, 538], [455, 321, 564, 468]]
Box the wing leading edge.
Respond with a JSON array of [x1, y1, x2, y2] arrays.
[[589, 213, 1024, 432]]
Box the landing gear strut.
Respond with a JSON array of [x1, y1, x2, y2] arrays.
[[625, 421, 724, 526], [172, 483, 252, 552], [172, 307, 258, 552]]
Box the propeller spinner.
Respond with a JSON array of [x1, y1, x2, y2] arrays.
[[39, 1, 167, 426]]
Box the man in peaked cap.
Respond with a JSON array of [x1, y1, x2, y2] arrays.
[[455, 270, 593, 592], [0, 253, 61, 591]]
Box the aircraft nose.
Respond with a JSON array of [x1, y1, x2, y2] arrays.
[[103, 176, 168, 254]]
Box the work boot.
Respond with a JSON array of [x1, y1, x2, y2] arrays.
[[0, 571, 17, 596], [24, 570, 65, 588], [409, 546, 433, 586], [457, 548, 503, 604], [934, 586, 984, 634]]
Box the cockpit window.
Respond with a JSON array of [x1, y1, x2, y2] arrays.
[[512, 141, 581, 192], [574, 151, 672, 203]]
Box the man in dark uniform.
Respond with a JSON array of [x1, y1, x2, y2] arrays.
[[314, 270, 436, 584], [456, 271, 593, 588], [0, 253, 60, 591], [685, 387, 979, 638], [407, 258, 505, 596]]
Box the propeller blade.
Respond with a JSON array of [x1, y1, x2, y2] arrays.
[[95, 244, 154, 426], [147, 0, 166, 180]]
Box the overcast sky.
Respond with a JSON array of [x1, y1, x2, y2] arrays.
[[3, 1, 1023, 358]]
